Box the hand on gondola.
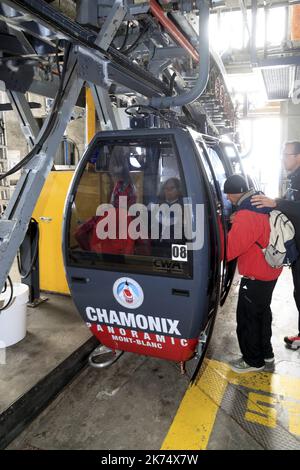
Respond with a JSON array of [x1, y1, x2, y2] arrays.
[[251, 195, 277, 209]]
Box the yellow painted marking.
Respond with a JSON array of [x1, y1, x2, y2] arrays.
[[161, 384, 218, 450], [162, 359, 300, 450], [282, 401, 300, 435], [161, 360, 227, 450], [245, 392, 278, 428]]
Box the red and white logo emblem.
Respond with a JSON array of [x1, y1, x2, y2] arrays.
[[113, 277, 144, 309], [123, 283, 134, 304]]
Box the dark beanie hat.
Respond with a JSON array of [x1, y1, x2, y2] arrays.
[[223, 175, 248, 194]]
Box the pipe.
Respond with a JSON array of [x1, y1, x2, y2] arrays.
[[149, 0, 199, 62], [263, 4, 269, 58], [251, 0, 258, 66], [149, 0, 210, 108], [239, 0, 251, 44]]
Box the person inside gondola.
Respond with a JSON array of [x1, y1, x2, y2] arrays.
[[110, 160, 137, 210], [90, 151, 137, 255], [151, 177, 186, 257], [75, 149, 137, 255]]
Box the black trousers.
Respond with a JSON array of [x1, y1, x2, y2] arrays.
[[236, 277, 277, 368], [291, 256, 300, 335]]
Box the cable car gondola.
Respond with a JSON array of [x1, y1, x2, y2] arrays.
[[63, 127, 238, 376]]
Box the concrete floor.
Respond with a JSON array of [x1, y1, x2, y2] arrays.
[[3, 268, 300, 450], [0, 293, 91, 414], [7, 355, 189, 450]]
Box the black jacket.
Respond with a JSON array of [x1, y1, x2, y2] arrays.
[[276, 167, 300, 250]]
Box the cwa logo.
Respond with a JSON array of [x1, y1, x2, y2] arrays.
[[113, 277, 144, 309]]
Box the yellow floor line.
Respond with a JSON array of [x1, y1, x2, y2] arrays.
[[162, 358, 300, 450], [161, 360, 227, 450]]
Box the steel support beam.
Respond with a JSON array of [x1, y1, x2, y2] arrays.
[[6, 91, 40, 148], [95, 0, 126, 51], [8, 27, 36, 54], [89, 83, 118, 130], [27, 77, 60, 100], [151, 46, 187, 61], [0, 0, 173, 292], [0, 102, 41, 111], [0, 0, 169, 98], [0, 49, 84, 292]]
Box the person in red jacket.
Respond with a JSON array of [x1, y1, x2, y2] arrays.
[[224, 175, 283, 373]]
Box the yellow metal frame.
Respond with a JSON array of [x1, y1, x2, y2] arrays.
[[32, 86, 97, 294], [86, 86, 96, 144], [33, 171, 74, 294]]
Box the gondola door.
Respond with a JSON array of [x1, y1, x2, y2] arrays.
[[192, 136, 235, 306]]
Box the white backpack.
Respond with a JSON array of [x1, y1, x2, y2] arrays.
[[257, 210, 297, 268]]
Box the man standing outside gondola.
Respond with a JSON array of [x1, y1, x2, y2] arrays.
[[251, 141, 300, 350], [223, 175, 283, 373]]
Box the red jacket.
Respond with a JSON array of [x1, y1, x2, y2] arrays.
[[227, 210, 282, 281]]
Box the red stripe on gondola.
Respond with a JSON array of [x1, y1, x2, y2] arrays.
[[90, 324, 198, 362]]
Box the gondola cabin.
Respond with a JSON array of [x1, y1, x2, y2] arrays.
[[63, 128, 240, 365]]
